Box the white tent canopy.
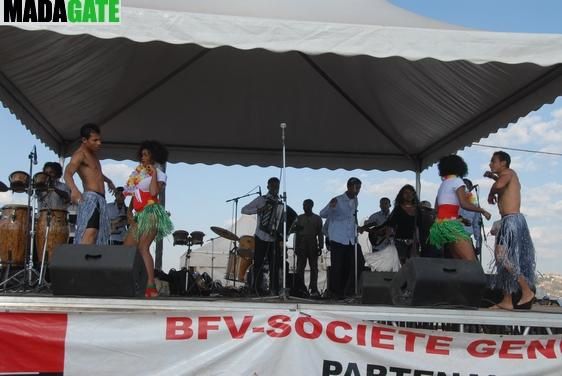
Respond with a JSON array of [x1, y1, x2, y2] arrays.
[[1, 0, 562, 171]]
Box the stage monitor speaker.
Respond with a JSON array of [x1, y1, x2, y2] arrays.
[[361, 271, 396, 305], [390, 258, 485, 307], [50, 245, 147, 297]]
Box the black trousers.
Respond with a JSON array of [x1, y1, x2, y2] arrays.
[[253, 237, 282, 294], [295, 237, 319, 292], [329, 241, 364, 298]]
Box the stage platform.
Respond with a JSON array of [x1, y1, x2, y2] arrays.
[[1, 294, 561, 334]]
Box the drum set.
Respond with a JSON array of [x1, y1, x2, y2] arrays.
[[0, 170, 71, 290], [171, 226, 255, 290], [210, 226, 255, 286]]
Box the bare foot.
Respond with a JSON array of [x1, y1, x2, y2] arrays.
[[490, 303, 513, 310]]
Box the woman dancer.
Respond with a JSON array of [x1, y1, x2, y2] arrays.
[[124, 140, 173, 297], [429, 155, 491, 260]]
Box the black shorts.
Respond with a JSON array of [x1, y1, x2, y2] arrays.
[[85, 204, 100, 230]]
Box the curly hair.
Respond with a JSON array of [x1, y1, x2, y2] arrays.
[[437, 155, 468, 177], [394, 184, 419, 206], [137, 140, 169, 165], [43, 162, 63, 179]]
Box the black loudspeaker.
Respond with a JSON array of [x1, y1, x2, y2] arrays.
[[361, 271, 396, 305], [390, 258, 486, 307], [50, 245, 147, 297]]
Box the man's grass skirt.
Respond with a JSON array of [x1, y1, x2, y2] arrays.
[[490, 213, 536, 294]]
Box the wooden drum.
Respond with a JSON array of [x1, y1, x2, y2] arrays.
[[0, 205, 30, 264], [36, 209, 69, 263]]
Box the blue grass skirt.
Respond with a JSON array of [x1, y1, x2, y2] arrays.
[[489, 214, 536, 293]]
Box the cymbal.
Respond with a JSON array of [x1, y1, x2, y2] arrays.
[[210, 226, 239, 241]]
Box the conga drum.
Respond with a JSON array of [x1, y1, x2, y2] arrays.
[[32, 172, 50, 191], [173, 230, 189, 246], [36, 209, 69, 263], [189, 231, 205, 246], [0, 205, 30, 264], [8, 171, 30, 193]]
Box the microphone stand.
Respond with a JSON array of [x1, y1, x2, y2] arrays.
[[206, 236, 221, 280], [354, 199, 359, 297], [226, 190, 261, 236], [280, 122, 289, 300], [26, 146, 40, 288], [37, 208, 51, 288], [226, 188, 260, 288], [473, 185, 486, 265]]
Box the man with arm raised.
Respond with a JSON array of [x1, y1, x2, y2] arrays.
[[485, 151, 536, 310]]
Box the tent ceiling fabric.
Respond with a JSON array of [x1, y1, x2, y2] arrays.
[[1, 1, 562, 171]]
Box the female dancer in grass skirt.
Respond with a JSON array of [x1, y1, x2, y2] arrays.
[[429, 155, 491, 260], [124, 141, 173, 297]]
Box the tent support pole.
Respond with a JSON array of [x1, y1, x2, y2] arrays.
[[155, 162, 167, 270], [415, 162, 422, 197], [280, 123, 289, 300]]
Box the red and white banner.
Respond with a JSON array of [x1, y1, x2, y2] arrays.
[[1, 310, 562, 375]]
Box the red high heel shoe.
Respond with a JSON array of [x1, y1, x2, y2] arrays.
[[145, 284, 159, 298]]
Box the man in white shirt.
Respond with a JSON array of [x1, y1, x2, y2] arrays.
[[320, 177, 364, 299]]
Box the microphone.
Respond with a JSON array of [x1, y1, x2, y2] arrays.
[[280, 122, 286, 142], [258, 186, 262, 196], [32, 146, 37, 165]]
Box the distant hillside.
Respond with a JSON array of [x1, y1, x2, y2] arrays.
[[536, 273, 562, 299]]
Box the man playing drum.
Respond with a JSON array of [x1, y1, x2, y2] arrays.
[[37, 162, 71, 210], [64, 124, 115, 245]]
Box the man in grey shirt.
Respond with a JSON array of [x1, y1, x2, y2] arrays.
[[459, 178, 482, 255], [293, 199, 324, 297], [37, 162, 70, 211], [361, 197, 391, 252], [106, 187, 128, 245]]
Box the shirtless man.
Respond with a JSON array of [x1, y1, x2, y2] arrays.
[[485, 151, 535, 310], [64, 124, 115, 245]]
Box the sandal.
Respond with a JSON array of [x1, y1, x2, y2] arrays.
[[514, 296, 536, 310], [145, 284, 159, 298]]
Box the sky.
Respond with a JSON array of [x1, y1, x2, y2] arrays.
[[0, 1, 561, 274]]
